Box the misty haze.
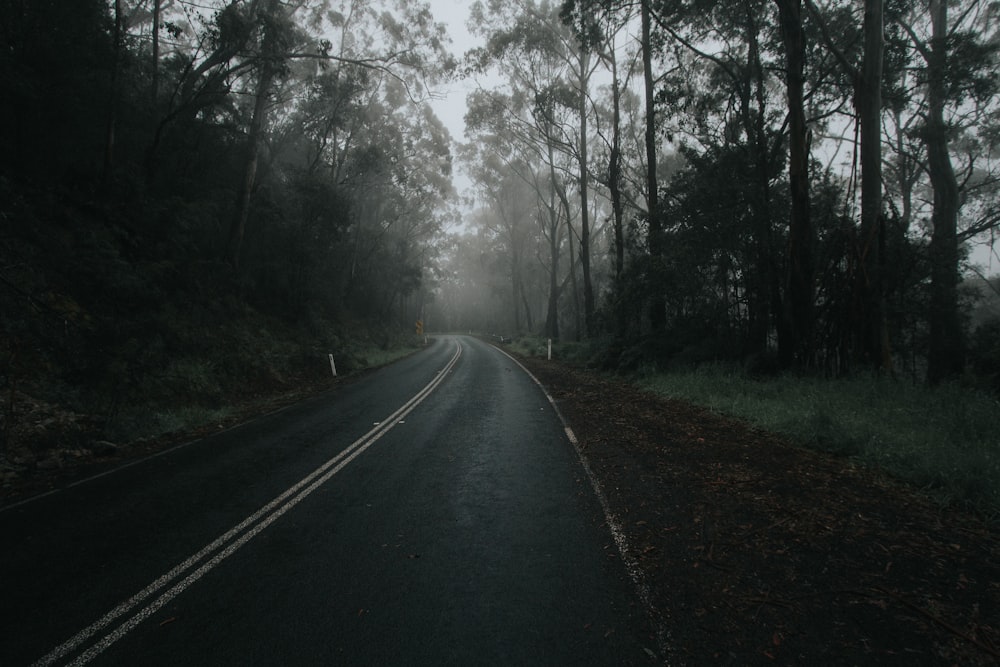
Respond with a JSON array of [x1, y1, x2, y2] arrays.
[[1, 1, 999, 664]]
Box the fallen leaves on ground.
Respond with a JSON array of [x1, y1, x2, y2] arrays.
[[519, 356, 1000, 666]]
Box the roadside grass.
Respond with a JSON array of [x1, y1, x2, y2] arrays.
[[641, 366, 1000, 515], [508, 335, 601, 364], [507, 335, 1000, 516], [351, 340, 422, 368], [104, 337, 424, 445]]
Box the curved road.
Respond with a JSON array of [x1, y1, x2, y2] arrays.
[[0, 336, 655, 665]]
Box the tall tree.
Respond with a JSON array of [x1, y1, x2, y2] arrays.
[[774, 0, 815, 365], [861, 0, 891, 372], [806, 0, 890, 372], [467, 1, 586, 339], [103, 0, 125, 191], [227, 0, 291, 269], [562, 0, 636, 334], [648, 0, 783, 354], [151, 0, 162, 106], [475, 0, 600, 337], [896, 0, 1000, 381], [576, 23, 596, 337], [641, 0, 666, 332]]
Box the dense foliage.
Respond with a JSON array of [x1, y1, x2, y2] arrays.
[[0, 0, 455, 449]]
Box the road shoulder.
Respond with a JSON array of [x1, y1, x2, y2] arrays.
[[516, 355, 1000, 665]]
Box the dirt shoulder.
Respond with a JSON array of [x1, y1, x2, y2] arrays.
[[517, 354, 1000, 666]]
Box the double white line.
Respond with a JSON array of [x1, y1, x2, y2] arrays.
[[34, 342, 463, 667]]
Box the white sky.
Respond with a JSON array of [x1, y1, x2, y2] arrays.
[[423, 0, 501, 217], [425, 0, 483, 145]]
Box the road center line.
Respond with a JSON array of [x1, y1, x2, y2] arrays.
[[33, 342, 462, 667]]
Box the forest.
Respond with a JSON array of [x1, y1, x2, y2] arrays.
[[1, 0, 999, 465], [0, 0, 456, 452], [444, 0, 1000, 385]]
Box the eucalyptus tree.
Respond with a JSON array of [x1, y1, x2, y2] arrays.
[[465, 85, 574, 339], [461, 143, 542, 333], [569, 6, 600, 336], [645, 0, 791, 355], [767, 0, 816, 365], [224, 0, 300, 268], [804, 0, 893, 374], [466, 2, 586, 339], [638, 0, 672, 333], [431, 223, 526, 334], [228, 0, 454, 269], [596, 8, 633, 287], [560, 0, 644, 338], [891, 0, 1000, 382], [471, 0, 603, 336], [323, 83, 453, 320]]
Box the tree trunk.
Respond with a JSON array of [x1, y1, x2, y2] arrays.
[[641, 0, 665, 332], [554, 173, 580, 341], [893, 107, 915, 233], [558, 182, 582, 341], [610, 60, 625, 284], [926, 0, 964, 383], [545, 225, 561, 339], [567, 209, 581, 341], [102, 0, 123, 192], [609, 57, 626, 337], [151, 0, 161, 107], [857, 0, 891, 372], [545, 142, 562, 340], [744, 0, 774, 355], [520, 279, 535, 332], [511, 255, 522, 332], [775, 0, 814, 366], [227, 63, 274, 270], [578, 48, 594, 338]]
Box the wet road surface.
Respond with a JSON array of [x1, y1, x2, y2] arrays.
[[1, 336, 655, 665]]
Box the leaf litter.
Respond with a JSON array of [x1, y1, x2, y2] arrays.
[[517, 354, 1000, 665]]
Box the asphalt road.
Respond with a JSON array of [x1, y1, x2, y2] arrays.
[[0, 336, 655, 666]]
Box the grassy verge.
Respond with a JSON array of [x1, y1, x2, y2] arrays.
[[507, 335, 602, 364], [510, 335, 999, 516], [641, 367, 1000, 515], [103, 335, 425, 445]]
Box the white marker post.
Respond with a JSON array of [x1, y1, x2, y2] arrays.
[[328, 354, 338, 377], [547, 338, 552, 360]]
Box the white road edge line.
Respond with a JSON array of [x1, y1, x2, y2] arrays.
[[32, 342, 462, 667], [492, 344, 671, 660]]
